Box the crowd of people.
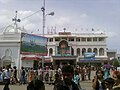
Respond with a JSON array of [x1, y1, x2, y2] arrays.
[[92, 61, 120, 90], [1, 62, 120, 90]]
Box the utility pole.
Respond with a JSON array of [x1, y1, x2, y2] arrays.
[[41, 0, 54, 69]]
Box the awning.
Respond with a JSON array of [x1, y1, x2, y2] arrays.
[[21, 57, 42, 61]]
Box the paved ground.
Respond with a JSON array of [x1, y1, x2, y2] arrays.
[[0, 81, 93, 90], [0, 71, 96, 90]]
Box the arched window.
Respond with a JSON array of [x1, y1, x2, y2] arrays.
[[99, 48, 104, 56], [71, 48, 74, 56], [77, 48, 80, 56], [93, 48, 98, 56], [49, 48, 53, 56], [88, 48, 92, 52], [82, 48, 86, 56]]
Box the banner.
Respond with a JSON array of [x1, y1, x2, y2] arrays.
[[20, 33, 47, 56], [84, 52, 95, 60]]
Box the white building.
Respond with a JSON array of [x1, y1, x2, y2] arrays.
[[44, 30, 108, 68], [0, 23, 43, 71], [0, 26, 108, 70], [0, 24, 23, 69]]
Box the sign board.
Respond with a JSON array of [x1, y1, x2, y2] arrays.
[[84, 52, 95, 60], [20, 33, 47, 56]]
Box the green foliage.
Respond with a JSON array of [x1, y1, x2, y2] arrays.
[[112, 59, 120, 67]]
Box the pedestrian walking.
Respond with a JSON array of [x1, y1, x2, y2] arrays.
[[102, 61, 111, 80], [2, 65, 11, 90], [13, 66, 18, 84], [19, 66, 26, 85], [73, 70, 81, 89]]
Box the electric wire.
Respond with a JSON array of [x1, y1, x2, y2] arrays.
[[0, 10, 41, 32]]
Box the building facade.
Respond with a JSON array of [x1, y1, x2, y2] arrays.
[[44, 30, 108, 67], [0, 24, 42, 70], [0, 24, 108, 69]]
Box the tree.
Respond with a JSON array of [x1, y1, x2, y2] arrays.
[[112, 59, 120, 67]]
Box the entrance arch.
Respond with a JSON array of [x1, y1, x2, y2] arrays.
[[1, 49, 13, 67]]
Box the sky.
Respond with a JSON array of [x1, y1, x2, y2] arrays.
[[0, 0, 120, 52]]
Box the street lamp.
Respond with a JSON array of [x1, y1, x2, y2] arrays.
[[41, 0, 54, 69], [41, 7, 54, 36]]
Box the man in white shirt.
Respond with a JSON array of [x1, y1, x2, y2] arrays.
[[2, 65, 11, 90]]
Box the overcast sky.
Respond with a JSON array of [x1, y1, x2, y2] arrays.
[[0, 0, 120, 52]]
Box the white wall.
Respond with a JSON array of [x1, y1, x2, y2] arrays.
[[22, 60, 33, 68], [0, 45, 20, 68]]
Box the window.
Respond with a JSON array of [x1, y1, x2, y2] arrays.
[[87, 38, 92, 42], [49, 38, 53, 42], [77, 48, 80, 56], [62, 37, 67, 40], [55, 37, 60, 41], [76, 38, 80, 42], [93, 48, 98, 56], [88, 48, 92, 52], [49, 48, 53, 56], [82, 48, 86, 55], [93, 37, 97, 41], [99, 37, 104, 41], [81, 38, 86, 41], [99, 48, 104, 56], [69, 37, 74, 41]]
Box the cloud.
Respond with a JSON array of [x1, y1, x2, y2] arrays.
[[0, 0, 12, 3], [24, 23, 36, 31], [0, 10, 13, 32], [106, 31, 118, 38], [0, 9, 43, 33], [80, 13, 88, 18], [53, 17, 70, 26]]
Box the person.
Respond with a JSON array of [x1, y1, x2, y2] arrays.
[[53, 72, 62, 90], [0, 67, 3, 84], [92, 69, 105, 90], [2, 65, 11, 90], [28, 68, 34, 83], [13, 66, 18, 84], [72, 70, 82, 89], [38, 66, 43, 81], [19, 66, 26, 85], [112, 70, 120, 90], [104, 77, 115, 90], [102, 61, 111, 80], [87, 65, 91, 80], [27, 71, 45, 90], [27, 79, 45, 90], [54, 65, 79, 90]]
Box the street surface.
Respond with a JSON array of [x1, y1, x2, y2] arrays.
[[0, 81, 92, 90], [0, 71, 96, 90]]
